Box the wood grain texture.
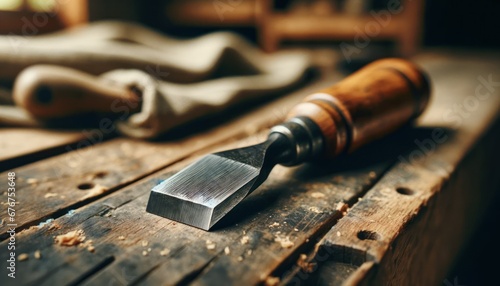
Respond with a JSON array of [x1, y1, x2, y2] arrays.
[[284, 54, 500, 285], [0, 128, 87, 171]]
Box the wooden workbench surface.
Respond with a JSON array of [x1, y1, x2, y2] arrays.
[[0, 51, 499, 286]]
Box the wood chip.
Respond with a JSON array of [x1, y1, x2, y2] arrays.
[[274, 235, 294, 248], [265, 276, 280, 286], [310, 192, 325, 198], [269, 222, 280, 228], [118, 235, 125, 240], [240, 236, 250, 245], [335, 201, 348, 212], [160, 248, 170, 256], [34, 250, 41, 259], [55, 230, 85, 246], [224, 247, 230, 255], [44, 193, 58, 198], [206, 240, 216, 250], [18, 253, 29, 261]]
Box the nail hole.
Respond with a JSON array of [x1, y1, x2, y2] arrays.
[[78, 183, 95, 190], [357, 230, 381, 241], [396, 187, 415, 196]]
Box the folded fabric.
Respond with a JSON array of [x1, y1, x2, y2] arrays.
[[0, 21, 313, 138]]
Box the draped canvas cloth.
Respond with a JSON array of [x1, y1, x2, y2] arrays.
[[0, 21, 312, 138]]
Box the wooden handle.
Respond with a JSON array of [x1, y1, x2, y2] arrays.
[[287, 58, 431, 157], [13, 65, 140, 119]]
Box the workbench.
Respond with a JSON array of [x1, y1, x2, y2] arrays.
[[1, 51, 499, 285]]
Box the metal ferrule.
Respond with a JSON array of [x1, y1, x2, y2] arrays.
[[269, 116, 324, 166]]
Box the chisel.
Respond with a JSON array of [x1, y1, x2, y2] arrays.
[[146, 58, 431, 230]]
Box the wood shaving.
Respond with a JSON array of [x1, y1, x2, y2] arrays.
[[265, 276, 280, 286], [240, 236, 250, 245], [309, 206, 322, 214], [274, 235, 294, 248], [269, 222, 280, 228], [206, 240, 216, 250], [335, 202, 348, 212], [224, 247, 230, 255], [297, 254, 315, 272], [160, 248, 170, 256], [82, 184, 108, 199], [310, 192, 325, 198], [44, 193, 58, 198], [18, 253, 29, 261], [34, 250, 41, 259], [55, 230, 85, 246]]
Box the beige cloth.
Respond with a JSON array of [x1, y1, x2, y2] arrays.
[[0, 21, 312, 138]]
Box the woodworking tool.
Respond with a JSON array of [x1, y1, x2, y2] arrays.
[[146, 58, 431, 230], [13, 65, 140, 118]]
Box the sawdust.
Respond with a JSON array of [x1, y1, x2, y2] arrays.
[[224, 247, 231, 255], [237, 256, 243, 262], [141, 240, 149, 247], [48, 223, 61, 231], [160, 248, 170, 256], [55, 230, 85, 246], [18, 253, 29, 261], [34, 250, 41, 259], [82, 184, 108, 199], [206, 240, 216, 250], [294, 228, 299, 232], [308, 206, 322, 214], [27, 178, 38, 185], [240, 236, 250, 245], [274, 235, 294, 248], [310, 192, 325, 198], [335, 201, 348, 213], [265, 276, 280, 286], [369, 171, 377, 179], [297, 254, 315, 272], [247, 249, 252, 256], [44, 193, 58, 198], [336, 231, 341, 237], [269, 222, 280, 228], [87, 245, 95, 253], [142, 250, 148, 256], [118, 236, 125, 240]]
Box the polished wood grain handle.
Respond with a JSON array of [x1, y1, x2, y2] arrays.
[[13, 65, 141, 119], [287, 58, 431, 157]]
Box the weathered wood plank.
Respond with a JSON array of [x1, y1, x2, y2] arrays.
[[0, 128, 393, 286], [0, 128, 87, 171], [0, 75, 336, 240], [291, 56, 500, 285]]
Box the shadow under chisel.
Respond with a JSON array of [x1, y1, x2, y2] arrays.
[[146, 58, 432, 230]]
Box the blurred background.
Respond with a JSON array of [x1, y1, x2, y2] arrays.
[[1, 0, 499, 284], [1, 0, 499, 54]]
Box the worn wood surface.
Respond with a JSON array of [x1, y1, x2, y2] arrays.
[[0, 52, 498, 286]]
